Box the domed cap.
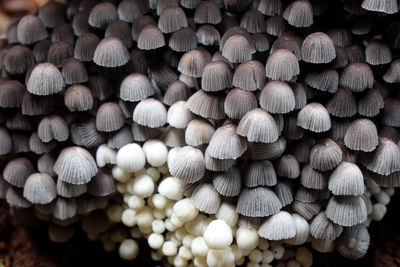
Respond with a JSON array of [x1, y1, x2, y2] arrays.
[[186, 90, 225, 120], [119, 73, 154, 102], [328, 162, 364, 196], [224, 88, 258, 119], [237, 108, 279, 143], [54, 146, 98, 185], [265, 49, 299, 81], [191, 183, 221, 214], [27, 63, 65, 96], [168, 146, 205, 183], [276, 154, 300, 178], [237, 186, 282, 218], [305, 69, 339, 93], [310, 138, 342, 171], [344, 119, 378, 152], [201, 61, 232, 92], [222, 35, 256, 63], [23, 173, 56, 204], [301, 32, 336, 64], [133, 98, 167, 128], [309, 211, 343, 240], [260, 81, 295, 114], [232, 60, 266, 91], [88, 2, 118, 28], [258, 211, 296, 240], [339, 63, 373, 92], [158, 6, 188, 33], [3, 157, 35, 188], [96, 102, 125, 132], [282, 0, 313, 28], [93, 37, 129, 67], [137, 25, 165, 50], [17, 15, 48, 44], [361, 0, 398, 14], [213, 167, 242, 197], [178, 49, 209, 78], [325, 195, 367, 227], [297, 103, 331, 132], [336, 225, 370, 259], [207, 124, 247, 160]]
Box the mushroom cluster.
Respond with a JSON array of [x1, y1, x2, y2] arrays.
[[0, 0, 400, 266]]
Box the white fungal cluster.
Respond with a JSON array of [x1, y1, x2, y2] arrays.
[[97, 141, 314, 267]]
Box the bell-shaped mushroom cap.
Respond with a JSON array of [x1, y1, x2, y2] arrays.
[[297, 102, 331, 132], [72, 11, 90, 37], [258, 0, 284, 16], [186, 90, 225, 120], [163, 81, 191, 106], [27, 63, 65, 96], [64, 85, 93, 112], [74, 33, 100, 61], [133, 98, 167, 128], [309, 211, 343, 240], [310, 138, 342, 171], [168, 146, 205, 183], [232, 60, 265, 91], [117, 0, 142, 23], [54, 146, 98, 185], [201, 61, 232, 92], [87, 170, 116, 197], [271, 35, 301, 60], [360, 137, 400, 175], [358, 88, 384, 117], [47, 41, 73, 68], [243, 160, 277, 187], [236, 187, 282, 217], [0, 128, 12, 155], [383, 98, 400, 127], [119, 73, 154, 102], [300, 164, 328, 190], [328, 162, 364, 196], [6, 187, 32, 208], [336, 225, 370, 259], [23, 173, 57, 204], [17, 15, 48, 44], [294, 186, 320, 203], [194, 1, 222, 24], [167, 101, 194, 129], [305, 69, 339, 93], [3, 157, 35, 188], [29, 132, 56, 155], [273, 181, 294, 206], [137, 24, 165, 50], [365, 39, 391, 65], [3, 45, 34, 75], [237, 108, 279, 143], [224, 89, 257, 119], [213, 167, 242, 197], [260, 81, 295, 114], [205, 149, 236, 172], [285, 213, 310, 245], [325, 195, 367, 227], [52, 197, 77, 220], [131, 15, 156, 42], [197, 25, 221, 46], [383, 59, 400, 83], [240, 9, 266, 33], [158, 6, 188, 33], [178, 49, 208, 78], [301, 32, 336, 64], [339, 63, 374, 93], [207, 124, 247, 160], [253, 33, 271, 52], [57, 179, 87, 198], [265, 49, 299, 81], [222, 35, 256, 63], [96, 102, 125, 132], [61, 58, 88, 85], [292, 200, 321, 220], [282, 0, 313, 28], [276, 154, 300, 178], [0, 80, 25, 108], [93, 37, 129, 67], [38, 115, 69, 142], [191, 183, 221, 214], [344, 119, 378, 152], [37, 153, 56, 177], [88, 2, 118, 28], [169, 27, 198, 52], [185, 119, 215, 147], [258, 211, 296, 240], [71, 117, 105, 149], [361, 0, 398, 14]]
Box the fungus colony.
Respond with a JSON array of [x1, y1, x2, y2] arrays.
[[0, 0, 400, 266]]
